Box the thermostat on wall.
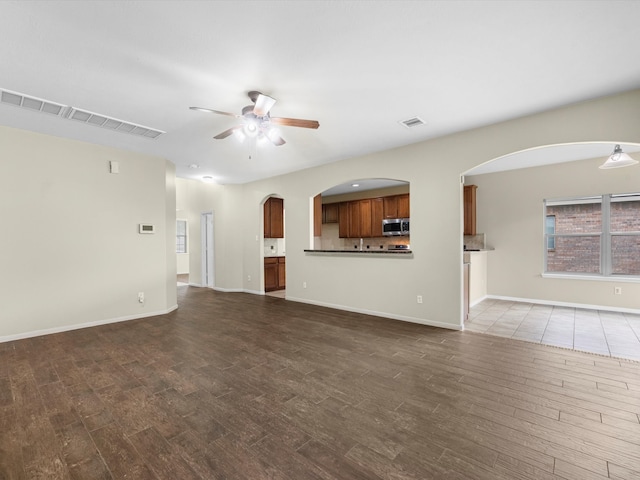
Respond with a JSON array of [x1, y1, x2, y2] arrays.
[[139, 224, 155, 234]]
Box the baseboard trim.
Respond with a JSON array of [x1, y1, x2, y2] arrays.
[[212, 286, 245, 293], [470, 295, 489, 308], [486, 295, 640, 315], [286, 296, 462, 331], [0, 304, 179, 344]]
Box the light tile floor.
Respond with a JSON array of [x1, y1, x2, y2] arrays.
[[466, 298, 640, 362]]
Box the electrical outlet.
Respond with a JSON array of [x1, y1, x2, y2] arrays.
[[247, 275, 251, 282], [417, 295, 423, 304], [138, 292, 144, 303], [303, 281, 307, 289], [614, 286, 622, 295]]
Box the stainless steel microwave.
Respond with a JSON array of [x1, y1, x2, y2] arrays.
[[382, 218, 410, 236]]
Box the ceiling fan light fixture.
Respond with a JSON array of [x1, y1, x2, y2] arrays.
[[599, 144, 638, 169], [266, 127, 281, 141], [244, 121, 259, 137], [191, 90, 319, 147], [233, 128, 246, 141], [253, 93, 276, 117], [257, 132, 269, 145]]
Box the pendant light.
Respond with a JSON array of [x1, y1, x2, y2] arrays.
[[599, 144, 638, 169]]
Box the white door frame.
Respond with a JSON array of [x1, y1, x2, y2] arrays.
[[201, 212, 214, 288]]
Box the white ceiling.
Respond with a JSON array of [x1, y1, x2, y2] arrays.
[[1, 1, 640, 184]]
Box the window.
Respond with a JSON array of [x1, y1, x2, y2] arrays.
[[176, 219, 187, 254], [545, 215, 556, 250], [544, 193, 640, 277]]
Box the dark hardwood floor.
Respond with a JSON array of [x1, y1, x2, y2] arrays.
[[1, 286, 639, 479]]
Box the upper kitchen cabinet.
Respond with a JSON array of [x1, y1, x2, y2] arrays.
[[383, 194, 410, 218], [337, 197, 386, 238], [371, 197, 384, 237], [463, 185, 477, 235], [349, 199, 372, 238], [315, 178, 409, 240], [264, 197, 284, 238], [338, 202, 350, 238], [322, 203, 339, 224], [313, 194, 322, 236]]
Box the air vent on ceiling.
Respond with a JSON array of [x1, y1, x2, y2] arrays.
[[0, 88, 164, 140], [62, 107, 164, 139], [399, 116, 426, 129], [1, 90, 66, 116]]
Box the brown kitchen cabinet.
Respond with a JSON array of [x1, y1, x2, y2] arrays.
[[264, 197, 284, 238], [313, 194, 322, 237], [370, 197, 384, 237], [322, 203, 339, 224], [277, 256, 286, 289], [383, 194, 410, 218], [348, 199, 372, 238], [338, 202, 350, 238], [337, 193, 410, 238], [397, 194, 410, 218], [264, 256, 285, 292], [463, 185, 477, 235]]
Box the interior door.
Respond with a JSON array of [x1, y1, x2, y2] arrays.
[[201, 212, 214, 288]]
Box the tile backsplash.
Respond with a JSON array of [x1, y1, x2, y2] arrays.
[[464, 233, 486, 250], [316, 223, 410, 251], [264, 238, 286, 256]]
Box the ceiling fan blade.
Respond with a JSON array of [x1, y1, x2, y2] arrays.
[[266, 132, 286, 146], [214, 125, 242, 139], [270, 117, 320, 129], [190, 106, 239, 117], [253, 93, 277, 117]]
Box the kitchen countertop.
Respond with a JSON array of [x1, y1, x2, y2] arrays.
[[304, 249, 412, 255]]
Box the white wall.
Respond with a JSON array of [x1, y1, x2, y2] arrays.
[[176, 254, 189, 274], [467, 155, 640, 311], [0, 126, 177, 341], [468, 251, 488, 305]]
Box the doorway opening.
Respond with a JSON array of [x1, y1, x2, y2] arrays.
[[263, 196, 286, 297]]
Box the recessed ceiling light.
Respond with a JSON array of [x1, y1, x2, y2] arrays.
[[352, 183, 360, 188], [189, 164, 200, 169], [202, 175, 215, 183]]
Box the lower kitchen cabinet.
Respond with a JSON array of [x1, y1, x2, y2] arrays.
[[265, 256, 286, 292]]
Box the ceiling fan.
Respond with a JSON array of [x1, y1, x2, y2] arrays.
[[190, 91, 319, 146]]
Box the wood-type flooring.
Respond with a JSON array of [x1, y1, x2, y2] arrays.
[[1, 286, 639, 479]]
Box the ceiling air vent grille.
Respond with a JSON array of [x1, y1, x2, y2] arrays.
[[0, 88, 164, 140], [63, 106, 165, 139], [1, 89, 65, 116], [399, 116, 426, 129]]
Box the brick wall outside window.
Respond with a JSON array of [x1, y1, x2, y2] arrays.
[[546, 198, 640, 275], [547, 203, 601, 273], [611, 200, 640, 274]]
